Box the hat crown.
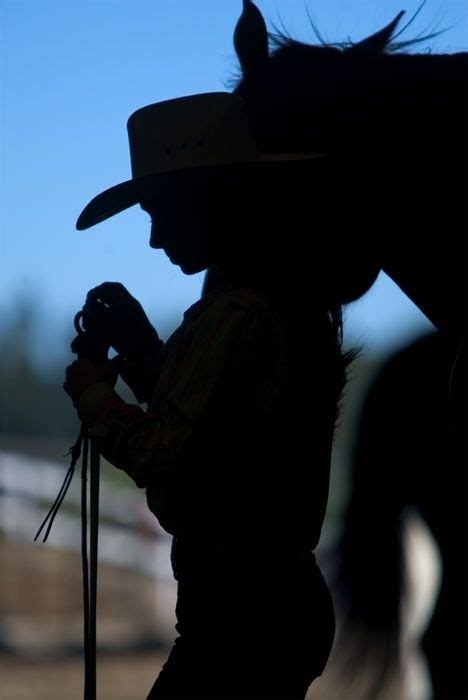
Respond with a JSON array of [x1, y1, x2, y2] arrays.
[[127, 92, 260, 179]]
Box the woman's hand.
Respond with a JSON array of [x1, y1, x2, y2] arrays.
[[63, 357, 121, 407], [81, 282, 160, 358]]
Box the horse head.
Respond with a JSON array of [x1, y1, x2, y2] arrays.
[[232, 1, 410, 156], [230, 1, 466, 333]]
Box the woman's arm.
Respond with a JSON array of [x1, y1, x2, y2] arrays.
[[119, 338, 165, 404], [75, 289, 268, 488]]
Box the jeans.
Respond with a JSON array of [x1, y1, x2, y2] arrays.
[[147, 539, 335, 699]]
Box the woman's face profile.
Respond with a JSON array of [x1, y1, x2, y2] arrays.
[[140, 183, 219, 275], [138, 166, 298, 278]]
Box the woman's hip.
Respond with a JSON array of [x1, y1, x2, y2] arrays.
[[172, 542, 335, 658]]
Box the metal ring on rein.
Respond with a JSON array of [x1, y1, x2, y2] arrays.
[[74, 310, 86, 336]]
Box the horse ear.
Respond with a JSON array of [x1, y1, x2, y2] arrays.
[[234, 0, 269, 77], [349, 10, 405, 53]]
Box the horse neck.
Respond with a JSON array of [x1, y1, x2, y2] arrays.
[[360, 52, 466, 334]]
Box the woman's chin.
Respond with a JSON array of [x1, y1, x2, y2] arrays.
[[178, 260, 208, 275]]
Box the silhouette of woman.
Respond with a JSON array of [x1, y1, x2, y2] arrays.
[[64, 92, 373, 700]]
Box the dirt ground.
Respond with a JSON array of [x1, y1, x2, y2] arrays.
[[1, 652, 165, 700], [0, 652, 343, 700], [1, 649, 407, 700]]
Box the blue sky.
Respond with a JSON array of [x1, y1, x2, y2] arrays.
[[3, 0, 467, 361]]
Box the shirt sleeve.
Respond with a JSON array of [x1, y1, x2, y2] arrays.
[[118, 339, 165, 404], [76, 294, 265, 487]]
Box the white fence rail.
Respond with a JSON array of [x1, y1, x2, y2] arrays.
[[0, 450, 173, 580]]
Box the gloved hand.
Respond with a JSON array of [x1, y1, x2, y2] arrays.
[[71, 323, 111, 363], [80, 282, 161, 359], [63, 356, 122, 407]]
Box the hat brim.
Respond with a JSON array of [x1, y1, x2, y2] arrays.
[[76, 175, 152, 231], [76, 157, 324, 231]]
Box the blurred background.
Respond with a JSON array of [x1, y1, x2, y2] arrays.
[[2, 1, 466, 698]]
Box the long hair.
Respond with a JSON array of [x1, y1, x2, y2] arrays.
[[203, 260, 356, 434]]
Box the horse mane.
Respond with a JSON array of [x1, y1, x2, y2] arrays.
[[230, 6, 466, 167], [269, 1, 446, 55], [229, 3, 459, 95]]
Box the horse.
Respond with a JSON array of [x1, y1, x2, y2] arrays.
[[231, 0, 466, 336], [334, 330, 465, 699], [229, 2, 466, 697]]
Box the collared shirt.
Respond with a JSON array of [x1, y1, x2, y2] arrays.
[[78, 286, 336, 548]]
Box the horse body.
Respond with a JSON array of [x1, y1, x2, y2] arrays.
[[336, 330, 466, 699]]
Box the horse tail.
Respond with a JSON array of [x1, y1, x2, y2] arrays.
[[332, 350, 412, 696]]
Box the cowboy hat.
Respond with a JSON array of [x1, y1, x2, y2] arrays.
[[76, 92, 323, 230]]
